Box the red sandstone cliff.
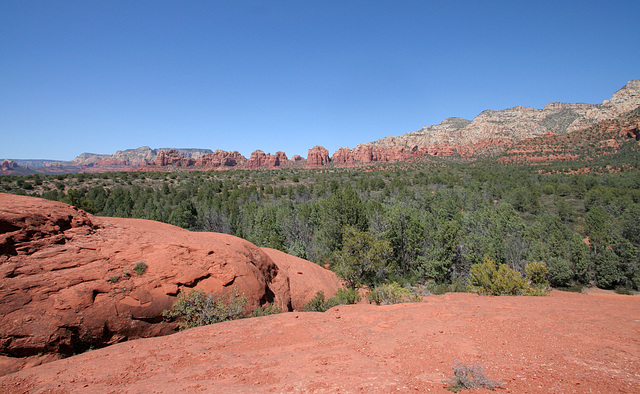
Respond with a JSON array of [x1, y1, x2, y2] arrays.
[[307, 145, 330, 167]]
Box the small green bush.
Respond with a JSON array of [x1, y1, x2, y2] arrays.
[[302, 288, 362, 312], [303, 291, 329, 312], [366, 282, 421, 305], [468, 255, 529, 296], [468, 255, 550, 296], [443, 361, 503, 392], [614, 286, 635, 295], [250, 303, 282, 317], [108, 275, 120, 283], [326, 288, 361, 308], [556, 284, 583, 293], [525, 261, 549, 286], [133, 261, 147, 275], [162, 287, 247, 330]]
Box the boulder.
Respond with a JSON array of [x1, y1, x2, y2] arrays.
[[0, 193, 338, 375], [261, 248, 341, 311]]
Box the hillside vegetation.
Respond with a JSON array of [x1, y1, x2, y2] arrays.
[[2, 153, 640, 292]]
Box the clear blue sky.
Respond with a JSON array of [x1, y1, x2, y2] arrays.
[[1, 1, 639, 160]]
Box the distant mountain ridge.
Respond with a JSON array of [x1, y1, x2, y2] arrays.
[[2, 80, 639, 175], [364, 80, 640, 154]]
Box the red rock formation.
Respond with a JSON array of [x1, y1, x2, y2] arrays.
[[622, 122, 640, 141], [195, 150, 246, 168], [0, 193, 339, 374], [291, 155, 304, 162], [307, 145, 330, 167], [332, 147, 355, 165], [267, 151, 288, 168], [246, 150, 268, 168], [261, 248, 341, 311], [2, 291, 639, 393], [0, 160, 24, 175], [155, 149, 195, 167], [0, 160, 18, 171]]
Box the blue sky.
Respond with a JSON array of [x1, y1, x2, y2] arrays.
[[1, 1, 639, 160]]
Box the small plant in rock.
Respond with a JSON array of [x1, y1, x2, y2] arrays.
[[250, 303, 282, 317], [303, 291, 330, 312], [162, 287, 247, 330], [443, 361, 503, 392], [133, 261, 147, 275], [366, 282, 421, 305], [108, 275, 120, 283]]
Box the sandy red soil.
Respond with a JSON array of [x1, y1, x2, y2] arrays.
[[1, 290, 638, 393]]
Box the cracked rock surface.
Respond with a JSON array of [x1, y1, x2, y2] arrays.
[[0, 193, 340, 375]]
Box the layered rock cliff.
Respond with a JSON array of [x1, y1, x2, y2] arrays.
[[365, 80, 640, 159]]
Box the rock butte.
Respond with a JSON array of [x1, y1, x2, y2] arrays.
[[0, 193, 340, 375]]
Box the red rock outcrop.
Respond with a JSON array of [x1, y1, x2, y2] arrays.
[[246, 150, 268, 168], [195, 150, 246, 168], [2, 291, 639, 392], [246, 151, 289, 168], [261, 248, 341, 311], [0, 193, 339, 375], [332, 147, 355, 165], [291, 154, 304, 162], [307, 145, 330, 167], [156, 149, 196, 166], [267, 151, 288, 168], [0, 160, 18, 172], [0, 160, 30, 175], [622, 122, 640, 141]]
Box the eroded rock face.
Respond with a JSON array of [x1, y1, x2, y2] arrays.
[[156, 149, 195, 166], [0, 160, 18, 171], [307, 145, 330, 167], [365, 80, 640, 160], [261, 248, 341, 311], [267, 151, 288, 168], [0, 194, 339, 375], [246, 150, 268, 168], [246, 151, 289, 168], [195, 150, 246, 168], [332, 147, 355, 165]]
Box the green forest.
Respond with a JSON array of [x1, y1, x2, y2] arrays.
[[3, 157, 640, 293]]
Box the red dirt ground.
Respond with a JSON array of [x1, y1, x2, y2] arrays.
[[1, 290, 638, 393]]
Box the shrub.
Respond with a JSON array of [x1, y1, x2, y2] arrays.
[[545, 258, 573, 287], [250, 303, 282, 317], [303, 288, 362, 312], [108, 275, 120, 283], [468, 255, 550, 296], [443, 361, 503, 392], [468, 255, 529, 296], [303, 291, 329, 312], [326, 288, 361, 308], [614, 286, 635, 295], [366, 282, 421, 305], [524, 261, 551, 295], [162, 287, 247, 330], [133, 261, 147, 275], [525, 261, 549, 286], [556, 284, 583, 293]]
